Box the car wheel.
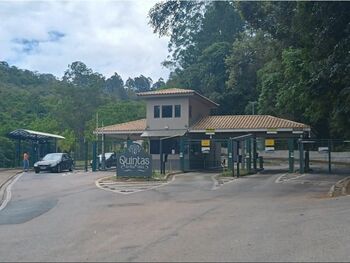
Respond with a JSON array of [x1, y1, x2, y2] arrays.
[[57, 164, 61, 173], [69, 164, 73, 172], [35, 169, 40, 174]]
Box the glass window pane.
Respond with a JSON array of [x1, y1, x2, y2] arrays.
[[154, 105, 160, 118], [162, 105, 173, 118], [175, 105, 181, 117]]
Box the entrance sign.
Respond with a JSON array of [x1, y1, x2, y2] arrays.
[[318, 147, 329, 153], [267, 128, 277, 134], [292, 128, 303, 134], [116, 143, 152, 177], [265, 139, 275, 146], [201, 147, 210, 153], [205, 128, 215, 135], [201, 139, 210, 147]]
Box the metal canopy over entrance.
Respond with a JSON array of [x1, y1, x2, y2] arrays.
[[7, 129, 65, 167], [8, 129, 65, 141]]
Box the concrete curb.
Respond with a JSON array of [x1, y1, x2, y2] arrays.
[[328, 176, 350, 197], [0, 170, 22, 208]]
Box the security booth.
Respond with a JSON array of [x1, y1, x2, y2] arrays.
[[7, 129, 65, 167], [94, 88, 311, 175]]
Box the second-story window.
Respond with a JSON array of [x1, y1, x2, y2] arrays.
[[162, 105, 173, 118], [154, 105, 160, 118], [175, 105, 181, 118]]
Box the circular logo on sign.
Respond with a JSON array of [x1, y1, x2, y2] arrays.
[[128, 144, 142, 155]]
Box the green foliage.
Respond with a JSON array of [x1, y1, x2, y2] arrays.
[[0, 61, 150, 167], [84, 101, 146, 142], [150, 1, 244, 114], [226, 31, 279, 114], [126, 75, 153, 92], [105, 73, 127, 100], [150, 1, 350, 138], [58, 130, 76, 153], [238, 1, 350, 137]]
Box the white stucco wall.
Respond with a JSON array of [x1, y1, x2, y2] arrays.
[[145, 97, 189, 130]]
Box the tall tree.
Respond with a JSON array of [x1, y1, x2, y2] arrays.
[[125, 75, 153, 93], [58, 61, 105, 154], [105, 73, 128, 100]]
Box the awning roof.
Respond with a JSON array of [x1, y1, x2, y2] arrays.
[[94, 119, 146, 135], [141, 129, 187, 138], [137, 88, 219, 108], [8, 129, 65, 141], [94, 115, 310, 136], [190, 115, 310, 131]]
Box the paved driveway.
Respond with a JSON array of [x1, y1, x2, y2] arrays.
[[0, 171, 349, 262]]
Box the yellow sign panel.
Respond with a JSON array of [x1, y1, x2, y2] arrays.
[[201, 140, 211, 147], [265, 139, 275, 146]]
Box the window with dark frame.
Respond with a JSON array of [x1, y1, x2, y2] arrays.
[[162, 105, 173, 118], [154, 105, 160, 118], [175, 105, 181, 118]]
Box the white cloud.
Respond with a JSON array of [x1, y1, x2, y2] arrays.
[[0, 0, 170, 81]]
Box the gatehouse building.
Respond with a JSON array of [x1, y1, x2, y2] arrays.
[[94, 88, 310, 172]]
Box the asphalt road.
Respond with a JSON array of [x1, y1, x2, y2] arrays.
[[0, 170, 349, 262]]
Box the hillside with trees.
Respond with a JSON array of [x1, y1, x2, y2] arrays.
[[149, 1, 350, 138], [0, 61, 154, 167]]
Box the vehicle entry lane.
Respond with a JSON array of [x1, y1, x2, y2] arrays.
[[0, 171, 349, 262]]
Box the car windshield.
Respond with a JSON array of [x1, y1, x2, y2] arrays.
[[42, 153, 62, 161]]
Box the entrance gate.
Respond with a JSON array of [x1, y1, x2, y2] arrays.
[[181, 138, 228, 171], [180, 136, 300, 176]]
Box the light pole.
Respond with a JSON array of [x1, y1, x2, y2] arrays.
[[249, 101, 258, 115]]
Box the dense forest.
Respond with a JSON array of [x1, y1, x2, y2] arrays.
[[149, 1, 350, 138], [1, 1, 349, 167]]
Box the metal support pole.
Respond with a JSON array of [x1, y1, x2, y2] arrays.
[[288, 138, 294, 173], [101, 134, 106, 170], [305, 149, 310, 173], [236, 141, 240, 178], [127, 137, 132, 147], [84, 140, 88, 172], [180, 137, 185, 172], [299, 139, 304, 174], [228, 139, 233, 176], [328, 139, 332, 174], [159, 139, 163, 175], [247, 138, 252, 174], [253, 136, 257, 171], [18, 139, 21, 168], [92, 141, 97, 172]]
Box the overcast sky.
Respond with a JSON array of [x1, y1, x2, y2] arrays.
[[0, 0, 170, 81]]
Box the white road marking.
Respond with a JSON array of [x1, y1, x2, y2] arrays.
[[0, 172, 24, 212], [275, 173, 308, 184], [95, 174, 177, 195]]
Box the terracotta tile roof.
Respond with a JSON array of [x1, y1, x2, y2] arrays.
[[137, 88, 219, 107], [137, 88, 194, 96], [190, 115, 310, 130], [95, 119, 146, 134]]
